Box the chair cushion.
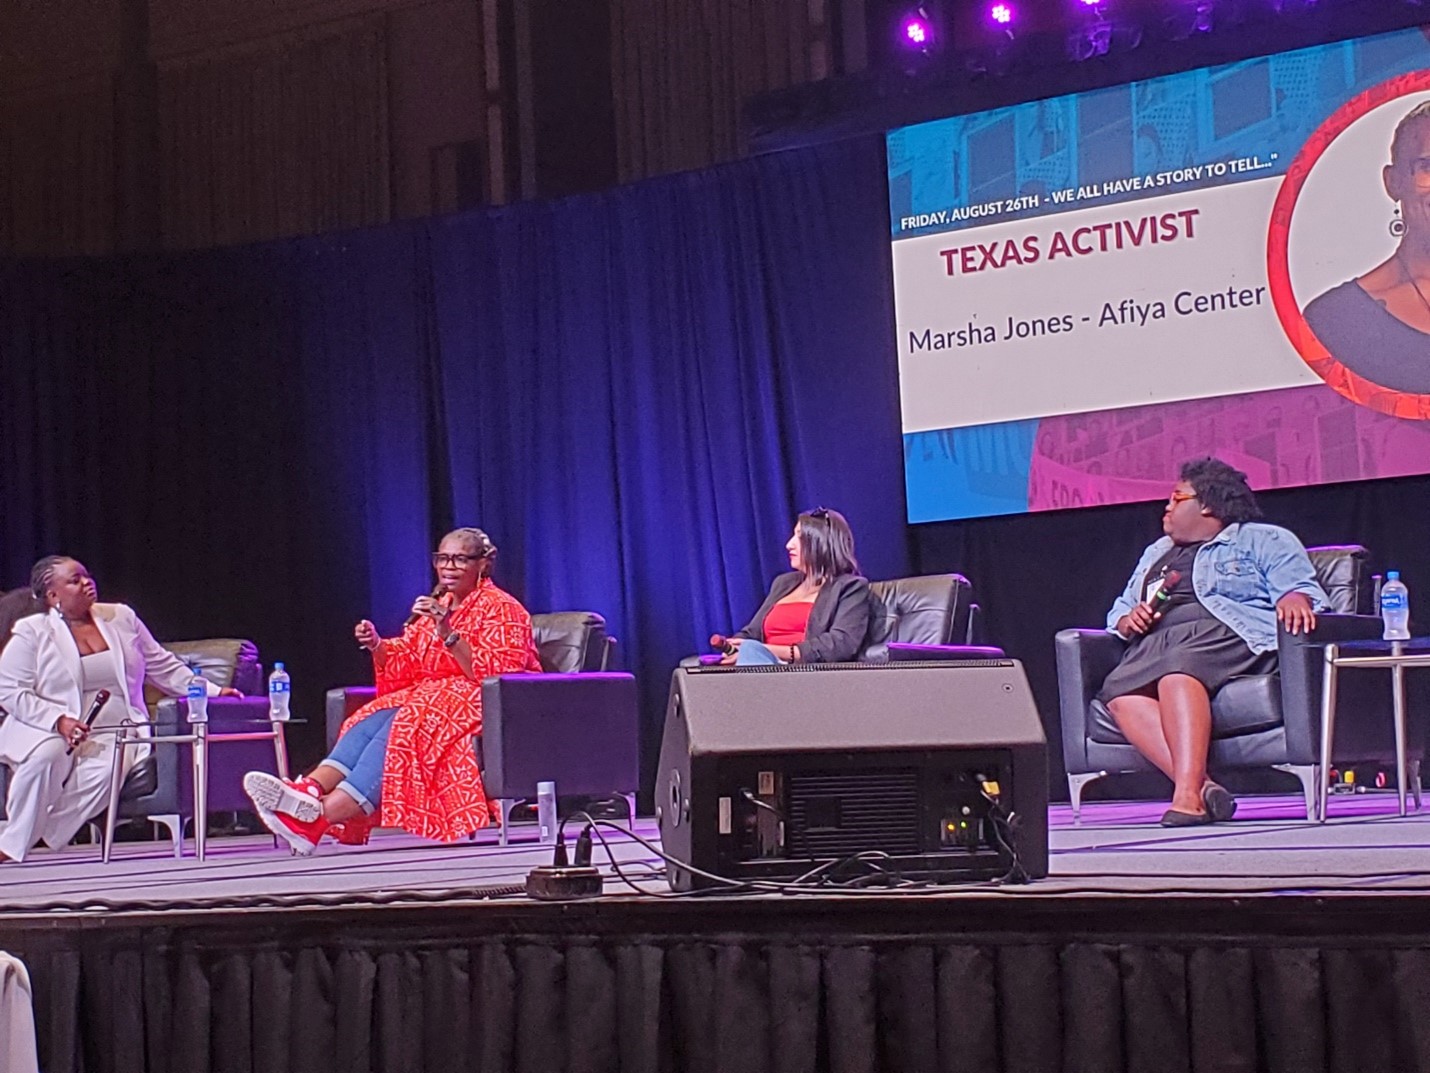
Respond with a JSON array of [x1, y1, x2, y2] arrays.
[[866, 575, 971, 647], [531, 612, 607, 673], [1088, 673, 1284, 744], [143, 639, 261, 711], [1307, 545, 1371, 614]]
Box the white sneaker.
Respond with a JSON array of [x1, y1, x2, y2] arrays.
[[243, 771, 322, 823]]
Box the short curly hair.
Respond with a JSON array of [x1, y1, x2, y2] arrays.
[[1179, 458, 1263, 524]]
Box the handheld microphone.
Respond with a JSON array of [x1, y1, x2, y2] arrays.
[[1148, 569, 1183, 617], [709, 633, 737, 656], [405, 585, 446, 628], [66, 689, 110, 755]]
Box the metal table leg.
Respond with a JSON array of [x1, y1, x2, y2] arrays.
[[1392, 640, 1408, 818], [271, 719, 291, 780], [102, 725, 130, 864], [1318, 643, 1339, 824], [193, 721, 209, 862]]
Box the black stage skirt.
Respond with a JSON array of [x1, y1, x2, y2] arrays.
[[1096, 599, 1277, 703]]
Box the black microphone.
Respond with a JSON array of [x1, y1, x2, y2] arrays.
[[66, 688, 110, 755], [710, 633, 737, 656], [405, 585, 446, 628], [1148, 569, 1183, 619]]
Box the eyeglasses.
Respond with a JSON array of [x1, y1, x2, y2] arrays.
[[806, 507, 831, 520], [1167, 491, 1198, 505], [432, 553, 481, 568]]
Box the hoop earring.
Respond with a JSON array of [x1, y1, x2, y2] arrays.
[[1391, 206, 1406, 238]]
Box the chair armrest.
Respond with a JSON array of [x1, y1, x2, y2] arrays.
[[479, 672, 639, 800], [1055, 628, 1125, 774], [1276, 613, 1384, 764], [326, 686, 376, 749], [885, 642, 1006, 661]]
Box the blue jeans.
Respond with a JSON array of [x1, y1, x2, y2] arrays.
[[736, 640, 782, 665], [324, 707, 397, 814]]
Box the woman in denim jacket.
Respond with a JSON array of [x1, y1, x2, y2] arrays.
[[1100, 458, 1328, 827]]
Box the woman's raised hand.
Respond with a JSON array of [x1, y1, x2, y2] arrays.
[[354, 619, 381, 651]]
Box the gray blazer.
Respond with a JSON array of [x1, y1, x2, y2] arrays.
[[734, 572, 872, 663]]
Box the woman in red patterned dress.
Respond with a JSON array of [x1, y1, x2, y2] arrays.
[[242, 527, 540, 854]]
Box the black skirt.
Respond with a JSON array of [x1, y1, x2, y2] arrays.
[[1096, 599, 1277, 703]]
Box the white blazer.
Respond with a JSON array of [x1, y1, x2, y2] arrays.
[[0, 604, 216, 765]]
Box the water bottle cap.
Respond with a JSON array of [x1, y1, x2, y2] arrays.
[[1387, 571, 1400, 581], [274, 662, 285, 671]]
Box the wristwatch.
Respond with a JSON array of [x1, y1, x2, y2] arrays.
[[443, 629, 462, 648]]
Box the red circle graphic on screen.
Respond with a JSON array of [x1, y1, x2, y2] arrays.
[[1267, 68, 1430, 421]]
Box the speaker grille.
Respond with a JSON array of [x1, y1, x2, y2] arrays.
[[786, 770, 920, 857]]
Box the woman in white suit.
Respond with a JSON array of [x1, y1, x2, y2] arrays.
[[0, 556, 240, 862]]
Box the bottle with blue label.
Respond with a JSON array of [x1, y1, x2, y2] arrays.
[[1381, 570, 1411, 641], [187, 665, 210, 724], [268, 662, 292, 721]]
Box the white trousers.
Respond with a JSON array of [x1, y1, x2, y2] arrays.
[[0, 735, 131, 862]]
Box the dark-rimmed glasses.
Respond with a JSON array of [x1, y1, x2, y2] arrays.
[[1167, 491, 1197, 505], [432, 552, 481, 568]]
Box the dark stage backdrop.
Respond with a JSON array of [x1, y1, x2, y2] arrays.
[[2, 133, 1428, 795]]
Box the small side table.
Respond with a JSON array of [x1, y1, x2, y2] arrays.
[[1318, 638, 1430, 823], [102, 704, 295, 862]]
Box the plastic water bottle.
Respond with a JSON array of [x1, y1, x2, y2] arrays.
[[1381, 571, 1411, 641], [268, 662, 292, 721], [186, 665, 210, 724], [537, 780, 558, 845]]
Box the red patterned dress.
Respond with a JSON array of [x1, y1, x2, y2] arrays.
[[330, 578, 541, 843]]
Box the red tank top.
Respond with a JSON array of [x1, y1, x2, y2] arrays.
[[763, 601, 814, 646]]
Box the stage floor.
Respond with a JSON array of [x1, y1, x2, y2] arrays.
[[4, 791, 1430, 916]]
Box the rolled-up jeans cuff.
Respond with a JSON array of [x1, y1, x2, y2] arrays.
[[326, 759, 354, 778], [337, 779, 377, 815]]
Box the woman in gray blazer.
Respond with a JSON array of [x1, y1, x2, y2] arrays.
[[723, 508, 872, 665]]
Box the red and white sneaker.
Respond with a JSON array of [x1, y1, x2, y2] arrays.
[[259, 808, 330, 857], [243, 771, 323, 822]]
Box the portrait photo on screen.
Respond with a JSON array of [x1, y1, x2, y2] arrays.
[[1278, 74, 1430, 413]]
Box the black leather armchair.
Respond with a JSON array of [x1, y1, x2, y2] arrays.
[[863, 573, 1001, 660], [1055, 545, 1411, 820], [326, 611, 638, 845]]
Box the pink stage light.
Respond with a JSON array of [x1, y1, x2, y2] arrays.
[[989, 3, 1014, 26], [903, 18, 930, 45]]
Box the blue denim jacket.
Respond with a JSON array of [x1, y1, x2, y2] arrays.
[[1106, 522, 1329, 654]]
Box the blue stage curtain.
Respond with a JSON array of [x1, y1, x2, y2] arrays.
[[0, 134, 909, 781]]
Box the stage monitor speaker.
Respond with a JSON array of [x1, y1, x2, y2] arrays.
[[655, 661, 1048, 891]]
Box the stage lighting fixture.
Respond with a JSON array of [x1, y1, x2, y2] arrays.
[[901, 11, 934, 48], [1166, 0, 1215, 37], [1068, 16, 1114, 59], [989, 2, 1015, 26], [892, 3, 946, 73]]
